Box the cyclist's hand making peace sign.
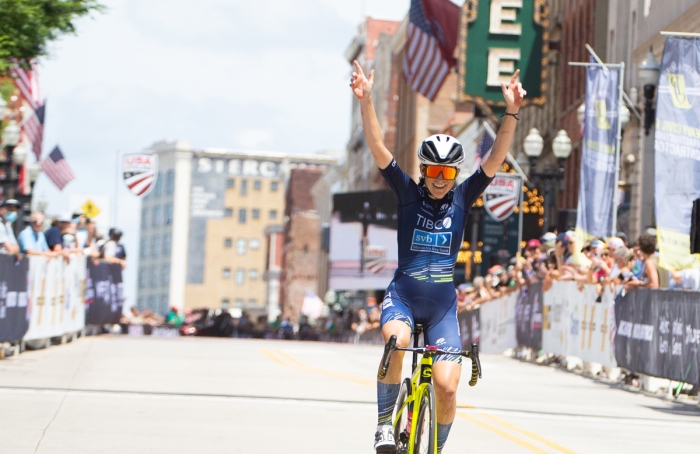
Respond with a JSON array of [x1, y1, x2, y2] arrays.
[[501, 69, 527, 111], [350, 59, 374, 100]]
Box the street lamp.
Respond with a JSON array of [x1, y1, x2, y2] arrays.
[[523, 128, 544, 161], [552, 130, 572, 160], [577, 103, 586, 125], [12, 142, 29, 165], [2, 120, 20, 147], [638, 47, 661, 135], [0, 97, 8, 120]]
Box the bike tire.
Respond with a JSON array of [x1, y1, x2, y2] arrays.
[[413, 385, 436, 454], [393, 378, 413, 454]]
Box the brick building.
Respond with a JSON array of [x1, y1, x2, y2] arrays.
[[280, 167, 325, 321]]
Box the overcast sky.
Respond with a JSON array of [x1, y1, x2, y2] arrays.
[[32, 0, 428, 305]]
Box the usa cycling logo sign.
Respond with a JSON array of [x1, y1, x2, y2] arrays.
[[483, 175, 520, 222], [123, 154, 158, 197]]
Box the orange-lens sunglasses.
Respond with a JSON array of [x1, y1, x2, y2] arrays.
[[424, 165, 458, 180]]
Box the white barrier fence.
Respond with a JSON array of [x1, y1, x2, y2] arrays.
[[24, 255, 87, 345]]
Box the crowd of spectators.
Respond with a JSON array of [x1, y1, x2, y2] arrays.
[[0, 198, 127, 267], [456, 229, 700, 314]]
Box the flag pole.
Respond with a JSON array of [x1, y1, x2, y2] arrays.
[[114, 149, 120, 226], [611, 62, 625, 237]]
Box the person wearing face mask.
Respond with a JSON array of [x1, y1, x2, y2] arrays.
[[350, 60, 525, 453], [0, 199, 21, 260]]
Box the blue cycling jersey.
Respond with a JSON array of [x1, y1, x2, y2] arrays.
[[380, 159, 493, 283]]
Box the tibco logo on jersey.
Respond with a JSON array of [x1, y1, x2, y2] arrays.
[[416, 213, 452, 230], [440, 203, 449, 212]]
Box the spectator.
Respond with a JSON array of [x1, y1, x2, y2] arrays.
[[626, 234, 659, 289], [101, 228, 127, 269], [607, 237, 625, 280], [615, 231, 629, 247], [120, 307, 143, 325], [670, 268, 700, 291], [280, 317, 295, 340], [73, 212, 89, 248], [18, 212, 52, 256], [0, 199, 21, 259], [166, 307, 184, 327], [45, 214, 72, 252], [541, 232, 557, 250]]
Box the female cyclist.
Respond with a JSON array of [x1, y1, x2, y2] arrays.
[[349, 60, 525, 454]]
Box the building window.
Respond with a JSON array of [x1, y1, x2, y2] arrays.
[[159, 294, 169, 314], [140, 238, 148, 258], [163, 233, 172, 255], [148, 295, 158, 313], [141, 208, 149, 228], [224, 238, 232, 248], [236, 238, 247, 255], [150, 266, 159, 287], [164, 203, 173, 225], [234, 299, 244, 308], [221, 298, 230, 309], [137, 297, 144, 311], [249, 269, 258, 279], [241, 179, 247, 195], [162, 265, 170, 286], [239, 208, 246, 224], [152, 205, 161, 227], [155, 172, 163, 197], [247, 299, 256, 307], [166, 169, 175, 195], [271, 181, 279, 191], [249, 238, 260, 250], [269, 209, 278, 219], [139, 268, 147, 288], [222, 268, 231, 279], [225, 208, 233, 217], [253, 180, 261, 190], [252, 209, 260, 219], [227, 178, 235, 189], [151, 236, 161, 257], [235, 269, 245, 285]]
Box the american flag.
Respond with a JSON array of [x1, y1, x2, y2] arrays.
[[9, 63, 45, 159], [474, 125, 495, 169], [41, 146, 75, 191], [403, 0, 460, 101]]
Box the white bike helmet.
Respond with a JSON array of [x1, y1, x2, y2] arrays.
[[417, 134, 464, 166]]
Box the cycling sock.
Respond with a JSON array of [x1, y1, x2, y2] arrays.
[[377, 381, 400, 425], [437, 422, 453, 452]]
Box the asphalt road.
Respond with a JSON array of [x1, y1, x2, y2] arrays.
[[1, 335, 699, 453]]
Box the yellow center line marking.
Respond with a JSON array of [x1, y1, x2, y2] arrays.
[[479, 413, 577, 454], [457, 412, 549, 454], [274, 349, 374, 386], [260, 348, 290, 368]]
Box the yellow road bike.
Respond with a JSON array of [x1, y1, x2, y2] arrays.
[[377, 325, 482, 454]]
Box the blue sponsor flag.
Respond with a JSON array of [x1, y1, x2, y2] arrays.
[[575, 63, 619, 242], [654, 37, 700, 270]]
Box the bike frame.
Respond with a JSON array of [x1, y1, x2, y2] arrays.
[[391, 328, 438, 454]]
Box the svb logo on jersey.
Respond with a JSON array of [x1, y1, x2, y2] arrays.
[[123, 154, 159, 197], [483, 175, 520, 222]]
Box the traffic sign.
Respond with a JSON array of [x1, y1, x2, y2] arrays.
[[81, 199, 101, 219]]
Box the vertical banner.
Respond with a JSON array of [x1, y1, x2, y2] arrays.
[[515, 281, 543, 350], [459, 307, 480, 349], [576, 63, 619, 241], [0, 256, 29, 342], [654, 36, 700, 270], [85, 261, 124, 325], [479, 292, 518, 354]]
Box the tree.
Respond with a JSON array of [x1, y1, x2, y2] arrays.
[[0, 0, 104, 73]]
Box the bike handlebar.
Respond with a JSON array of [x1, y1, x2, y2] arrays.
[[377, 335, 482, 386]]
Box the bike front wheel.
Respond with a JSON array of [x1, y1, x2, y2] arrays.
[[393, 378, 412, 453], [413, 384, 436, 454]]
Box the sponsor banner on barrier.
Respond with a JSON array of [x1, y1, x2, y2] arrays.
[[615, 289, 700, 385], [459, 307, 480, 350], [85, 260, 125, 325], [0, 255, 29, 342], [542, 282, 616, 368], [515, 281, 543, 351], [24, 255, 86, 342], [478, 293, 517, 354]]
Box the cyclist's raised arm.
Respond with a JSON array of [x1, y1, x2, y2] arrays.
[[481, 70, 526, 177], [350, 60, 393, 169]]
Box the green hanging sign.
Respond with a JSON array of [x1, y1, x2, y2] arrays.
[[458, 0, 549, 121]]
